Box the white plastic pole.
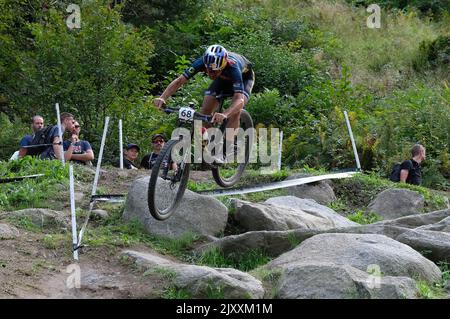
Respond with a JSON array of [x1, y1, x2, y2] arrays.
[[344, 111, 361, 171], [91, 117, 110, 197], [119, 119, 123, 169], [278, 131, 283, 171], [69, 165, 79, 261], [55, 103, 65, 165]]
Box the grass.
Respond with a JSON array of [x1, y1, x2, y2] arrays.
[[194, 247, 271, 272], [205, 281, 226, 299], [0, 157, 69, 211], [415, 262, 450, 299], [250, 267, 283, 298], [162, 287, 192, 299], [6, 216, 42, 232], [144, 266, 177, 281], [347, 210, 383, 225], [42, 233, 69, 250], [83, 205, 201, 257], [333, 172, 449, 214]]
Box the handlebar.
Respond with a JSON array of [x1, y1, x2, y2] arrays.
[[163, 107, 213, 123]]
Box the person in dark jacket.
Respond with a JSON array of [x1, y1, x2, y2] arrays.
[[400, 144, 426, 185]]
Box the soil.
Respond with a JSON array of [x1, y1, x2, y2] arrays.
[[0, 229, 169, 298], [0, 166, 216, 299]]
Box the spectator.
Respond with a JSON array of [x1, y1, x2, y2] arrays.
[[63, 121, 95, 165], [140, 134, 166, 169], [115, 143, 140, 169], [18, 115, 44, 158], [39, 112, 76, 161], [400, 144, 426, 185]]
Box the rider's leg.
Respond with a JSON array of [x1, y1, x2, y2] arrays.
[[223, 95, 248, 161], [201, 95, 219, 117]]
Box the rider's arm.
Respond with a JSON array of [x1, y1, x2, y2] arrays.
[[160, 75, 188, 101], [155, 58, 204, 108], [155, 75, 188, 109]]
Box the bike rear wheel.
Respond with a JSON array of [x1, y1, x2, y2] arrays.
[[148, 139, 190, 220], [211, 109, 254, 187]]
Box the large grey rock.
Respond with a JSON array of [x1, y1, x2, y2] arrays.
[[285, 174, 336, 205], [368, 189, 424, 219], [122, 250, 264, 299], [416, 216, 450, 233], [0, 223, 19, 239], [265, 196, 358, 228], [267, 233, 441, 283], [234, 199, 338, 232], [0, 209, 69, 229], [331, 223, 411, 239], [195, 229, 320, 258], [274, 262, 418, 299], [91, 209, 109, 220], [234, 201, 325, 232], [382, 209, 450, 229], [397, 229, 450, 262], [123, 176, 228, 239]]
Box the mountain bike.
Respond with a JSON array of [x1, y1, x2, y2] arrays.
[[148, 94, 254, 220]]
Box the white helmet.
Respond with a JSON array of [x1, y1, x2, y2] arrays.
[[203, 44, 228, 70]]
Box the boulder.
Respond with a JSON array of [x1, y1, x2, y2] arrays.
[[123, 176, 228, 239], [265, 196, 358, 228], [91, 209, 109, 220], [122, 250, 264, 299], [195, 229, 319, 258], [416, 216, 450, 233], [0, 223, 19, 239], [382, 209, 450, 229], [396, 229, 450, 262], [0, 208, 69, 229], [368, 189, 424, 220], [285, 174, 336, 205], [274, 262, 418, 299], [233, 199, 338, 232], [267, 233, 441, 283], [332, 223, 411, 239], [233, 197, 357, 232]]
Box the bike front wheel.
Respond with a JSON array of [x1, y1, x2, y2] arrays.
[[148, 139, 190, 220]]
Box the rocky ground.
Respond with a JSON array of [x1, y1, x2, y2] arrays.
[[0, 167, 449, 299]]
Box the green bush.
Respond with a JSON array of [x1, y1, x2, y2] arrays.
[[227, 30, 319, 96], [0, 113, 28, 161], [0, 157, 68, 211]]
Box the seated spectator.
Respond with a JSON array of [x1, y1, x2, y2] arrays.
[[140, 134, 166, 169], [18, 115, 44, 158], [115, 143, 140, 169], [63, 121, 95, 165], [400, 144, 426, 185], [39, 112, 76, 161]]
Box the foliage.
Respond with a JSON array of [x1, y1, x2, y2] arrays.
[[0, 157, 68, 211], [194, 247, 271, 272], [347, 210, 383, 225], [0, 113, 28, 160], [1, 1, 155, 164], [345, 0, 450, 17], [0, 0, 449, 187]]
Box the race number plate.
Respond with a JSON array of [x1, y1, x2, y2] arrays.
[[179, 107, 195, 122]]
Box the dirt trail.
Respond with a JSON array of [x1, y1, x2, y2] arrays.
[[0, 230, 169, 299]]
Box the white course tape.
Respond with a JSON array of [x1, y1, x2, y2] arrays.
[[198, 171, 359, 197]]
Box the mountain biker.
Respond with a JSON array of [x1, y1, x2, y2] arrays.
[[154, 44, 254, 162]]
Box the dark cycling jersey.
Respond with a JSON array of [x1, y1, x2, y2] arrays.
[[183, 52, 253, 95]]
